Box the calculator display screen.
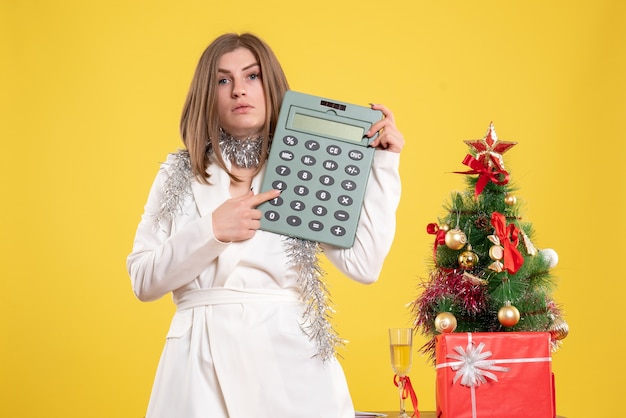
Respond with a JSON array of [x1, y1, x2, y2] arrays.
[[292, 112, 364, 142]]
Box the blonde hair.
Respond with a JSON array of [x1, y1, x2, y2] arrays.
[[180, 33, 290, 183]]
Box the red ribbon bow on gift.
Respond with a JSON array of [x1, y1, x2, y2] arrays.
[[427, 223, 447, 260], [394, 375, 418, 417], [456, 154, 510, 198], [491, 212, 524, 274]]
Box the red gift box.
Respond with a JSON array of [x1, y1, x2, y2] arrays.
[[435, 332, 555, 418]]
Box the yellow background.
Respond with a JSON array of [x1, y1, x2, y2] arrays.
[[2, 1, 624, 417]]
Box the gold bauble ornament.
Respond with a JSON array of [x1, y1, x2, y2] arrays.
[[445, 228, 467, 250], [458, 248, 479, 269], [498, 304, 520, 327], [504, 194, 517, 206], [549, 318, 569, 341], [435, 312, 458, 333]]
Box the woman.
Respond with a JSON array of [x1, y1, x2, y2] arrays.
[[127, 32, 404, 418]]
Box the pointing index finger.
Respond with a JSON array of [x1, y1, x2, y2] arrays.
[[251, 189, 281, 207]]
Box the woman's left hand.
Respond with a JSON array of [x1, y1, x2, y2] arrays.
[[366, 104, 405, 153]]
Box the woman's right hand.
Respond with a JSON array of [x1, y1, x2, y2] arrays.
[[211, 189, 281, 242]]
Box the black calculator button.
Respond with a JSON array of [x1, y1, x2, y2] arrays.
[[319, 175, 335, 186], [326, 145, 342, 156], [269, 196, 284, 206], [331, 225, 347, 237], [348, 149, 364, 161], [334, 210, 349, 221], [345, 165, 360, 176], [279, 150, 295, 161], [283, 135, 298, 146], [272, 180, 288, 191], [322, 160, 338, 171], [301, 155, 316, 166], [287, 216, 302, 226], [290, 200, 305, 211], [305, 140, 320, 151], [294, 185, 309, 196], [276, 165, 291, 176], [316, 190, 331, 201], [308, 221, 324, 232], [297, 170, 313, 181], [312, 205, 327, 216], [338, 195, 353, 206], [264, 211, 280, 221], [341, 180, 357, 191]]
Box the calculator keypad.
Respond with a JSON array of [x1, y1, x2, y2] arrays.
[[259, 133, 374, 248]]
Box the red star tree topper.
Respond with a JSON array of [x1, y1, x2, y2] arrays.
[[463, 122, 517, 171]]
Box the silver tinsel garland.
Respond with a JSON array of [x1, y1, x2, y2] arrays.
[[155, 150, 193, 230], [212, 129, 264, 169], [285, 237, 345, 362], [155, 149, 343, 361]]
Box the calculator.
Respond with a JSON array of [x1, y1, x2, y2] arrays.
[[258, 90, 382, 248]]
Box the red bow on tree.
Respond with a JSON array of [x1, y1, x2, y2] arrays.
[[491, 212, 524, 274], [426, 223, 447, 260], [456, 154, 510, 198]]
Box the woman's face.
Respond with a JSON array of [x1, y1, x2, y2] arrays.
[[216, 47, 266, 139]]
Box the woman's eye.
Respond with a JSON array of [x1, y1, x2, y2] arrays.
[[249, 73, 260, 80], [218, 78, 230, 85]]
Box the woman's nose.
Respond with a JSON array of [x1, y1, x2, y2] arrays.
[[232, 80, 246, 98]]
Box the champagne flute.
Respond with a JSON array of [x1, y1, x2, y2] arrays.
[[389, 328, 413, 418]]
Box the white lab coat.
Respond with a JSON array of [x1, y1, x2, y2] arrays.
[[127, 149, 401, 418]]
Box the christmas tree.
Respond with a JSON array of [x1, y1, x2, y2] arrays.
[[412, 123, 568, 360]]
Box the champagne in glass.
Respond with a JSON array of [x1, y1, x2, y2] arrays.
[[390, 342, 412, 376], [389, 328, 413, 417]]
